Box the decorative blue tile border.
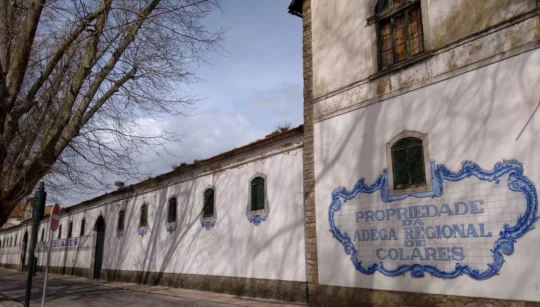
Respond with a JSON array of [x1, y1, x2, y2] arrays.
[[328, 160, 538, 279], [246, 202, 270, 226], [201, 219, 216, 230], [166, 224, 177, 234]]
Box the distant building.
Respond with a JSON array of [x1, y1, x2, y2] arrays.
[[1, 199, 52, 229]]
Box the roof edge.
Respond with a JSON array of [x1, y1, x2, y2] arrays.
[[64, 125, 304, 212], [288, 0, 303, 17]]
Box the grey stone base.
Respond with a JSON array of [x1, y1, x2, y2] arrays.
[[35, 265, 90, 278], [102, 269, 307, 302], [0, 263, 18, 270], [309, 285, 540, 307]]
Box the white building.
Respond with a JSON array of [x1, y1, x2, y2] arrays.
[[0, 127, 306, 302], [289, 0, 540, 306], [2, 0, 540, 305]]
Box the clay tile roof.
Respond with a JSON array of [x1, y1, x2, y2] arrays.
[[9, 202, 54, 219], [9, 205, 25, 218], [44, 206, 53, 217]]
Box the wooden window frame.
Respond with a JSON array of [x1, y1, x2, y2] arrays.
[[386, 131, 432, 196], [376, 0, 424, 71]]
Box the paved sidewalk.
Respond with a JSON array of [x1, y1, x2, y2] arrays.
[[0, 295, 21, 307], [0, 269, 305, 307]]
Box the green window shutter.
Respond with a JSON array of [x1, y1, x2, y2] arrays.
[[250, 177, 265, 211], [81, 219, 85, 236], [168, 198, 177, 223], [251, 181, 258, 211], [256, 181, 265, 210], [118, 211, 125, 230], [203, 189, 214, 217], [391, 137, 426, 190], [141, 205, 148, 227]]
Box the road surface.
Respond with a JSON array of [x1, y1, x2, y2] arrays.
[[0, 269, 282, 307]]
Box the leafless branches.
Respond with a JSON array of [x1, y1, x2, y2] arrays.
[[0, 0, 224, 225]]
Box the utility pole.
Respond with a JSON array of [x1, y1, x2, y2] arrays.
[[24, 182, 46, 307]]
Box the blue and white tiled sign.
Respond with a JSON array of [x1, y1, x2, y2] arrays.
[[329, 160, 538, 280]]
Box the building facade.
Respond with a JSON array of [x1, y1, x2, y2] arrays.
[[2, 1, 540, 306], [0, 127, 307, 302], [290, 0, 540, 306]]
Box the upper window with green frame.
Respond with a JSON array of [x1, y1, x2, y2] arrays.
[[390, 137, 426, 190], [140, 204, 149, 227], [376, 0, 424, 70], [203, 188, 215, 218], [168, 197, 177, 223], [250, 177, 266, 212]]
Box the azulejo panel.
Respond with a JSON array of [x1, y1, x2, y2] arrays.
[[201, 218, 216, 230], [328, 160, 538, 279], [246, 203, 270, 226], [166, 224, 177, 234]]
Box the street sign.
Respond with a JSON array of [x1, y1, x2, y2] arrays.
[[50, 204, 60, 231]]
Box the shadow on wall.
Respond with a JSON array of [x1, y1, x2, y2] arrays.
[[315, 3, 540, 299], [98, 142, 305, 299]]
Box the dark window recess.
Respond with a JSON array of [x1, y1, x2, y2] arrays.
[[140, 205, 148, 227], [376, 0, 424, 70], [391, 137, 426, 190], [250, 177, 265, 211], [168, 197, 177, 223], [80, 218, 86, 236], [203, 189, 215, 217], [58, 225, 62, 239], [68, 222, 73, 238], [41, 229, 45, 242], [118, 210, 125, 231]]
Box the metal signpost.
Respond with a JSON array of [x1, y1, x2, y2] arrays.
[[41, 203, 60, 307], [24, 182, 46, 307]]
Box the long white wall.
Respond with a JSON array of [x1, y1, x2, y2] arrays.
[[1, 133, 306, 283]]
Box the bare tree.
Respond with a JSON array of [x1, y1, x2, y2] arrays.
[[0, 0, 224, 226]]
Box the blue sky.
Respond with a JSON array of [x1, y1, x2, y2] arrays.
[[60, 1, 303, 205]]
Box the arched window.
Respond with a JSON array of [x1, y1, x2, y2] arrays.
[[118, 210, 125, 231], [391, 137, 426, 190], [250, 177, 266, 211], [14, 235, 17, 246], [58, 224, 62, 239], [203, 188, 215, 217], [140, 204, 148, 227], [168, 197, 177, 223], [9, 237, 12, 247], [67, 221, 73, 238], [376, 0, 424, 69], [41, 229, 45, 242], [80, 218, 86, 236]]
